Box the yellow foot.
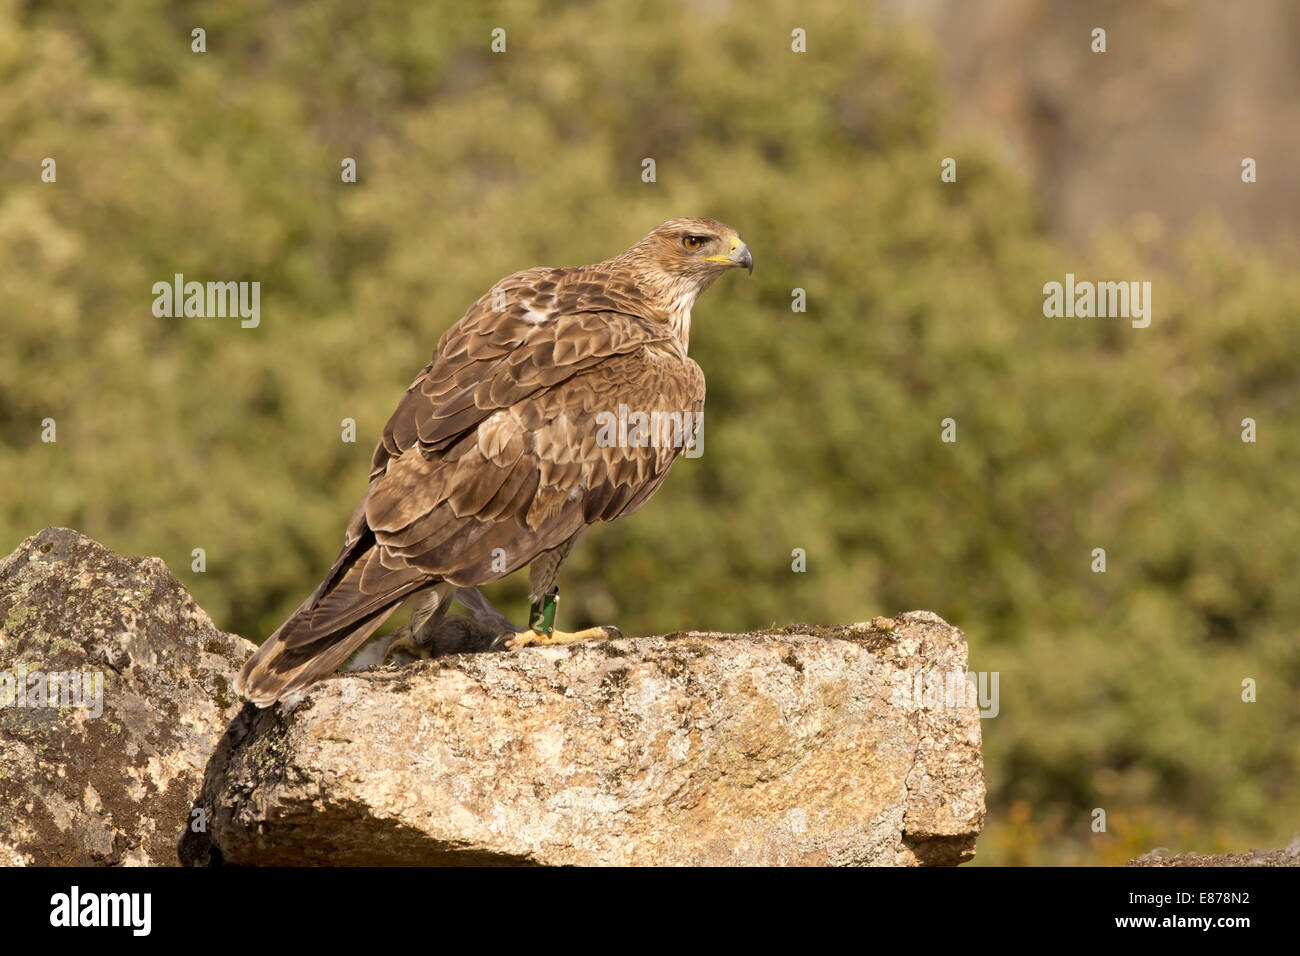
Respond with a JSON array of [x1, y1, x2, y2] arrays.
[[382, 628, 432, 663], [505, 625, 622, 650]]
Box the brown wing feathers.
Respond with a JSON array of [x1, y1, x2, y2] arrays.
[[235, 257, 709, 706]]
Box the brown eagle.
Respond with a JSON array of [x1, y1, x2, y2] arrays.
[[235, 218, 752, 706]]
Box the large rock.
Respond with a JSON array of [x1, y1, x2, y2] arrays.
[[1129, 840, 1300, 867], [0, 528, 253, 865], [196, 612, 985, 866]]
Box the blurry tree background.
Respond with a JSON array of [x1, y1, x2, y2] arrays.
[[2, 0, 1296, 864]]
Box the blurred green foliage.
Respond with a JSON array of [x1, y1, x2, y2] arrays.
[[2, 0, 1297, 865]]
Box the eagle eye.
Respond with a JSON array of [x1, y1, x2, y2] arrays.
[[682, 235, 708, 251]]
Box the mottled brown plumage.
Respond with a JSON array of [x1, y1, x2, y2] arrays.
[[235, 218, 751, 705]]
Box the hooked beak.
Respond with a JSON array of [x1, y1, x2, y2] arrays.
[[704, 236, 754, 275], [733, 242, 753, 275]]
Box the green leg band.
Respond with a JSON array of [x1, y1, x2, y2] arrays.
[[528, 586, 559, 635]]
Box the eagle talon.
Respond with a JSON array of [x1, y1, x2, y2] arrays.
[[382, 625, 429, 663], [506, 625, 622, 650]]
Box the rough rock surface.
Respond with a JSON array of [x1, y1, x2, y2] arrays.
[[0, 528, 254, 865], [1129, 838, 1300, 867], [195, 611, 986, 866]]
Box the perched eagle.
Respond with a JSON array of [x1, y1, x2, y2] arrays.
[[235, 218, 752, 706]]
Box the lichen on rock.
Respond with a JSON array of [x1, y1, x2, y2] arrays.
[[196, 612, 986, 866], [0, 528, 254, 865]]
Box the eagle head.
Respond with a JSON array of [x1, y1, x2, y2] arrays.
[[612, 218, 752, 346], [632, 217, 753, 278]]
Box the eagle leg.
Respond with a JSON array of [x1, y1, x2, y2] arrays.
[[382, 623, 433, 662], [503, 586, 622, 649], [505, 625, 622, 649], [454, 586, 519, 634]]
